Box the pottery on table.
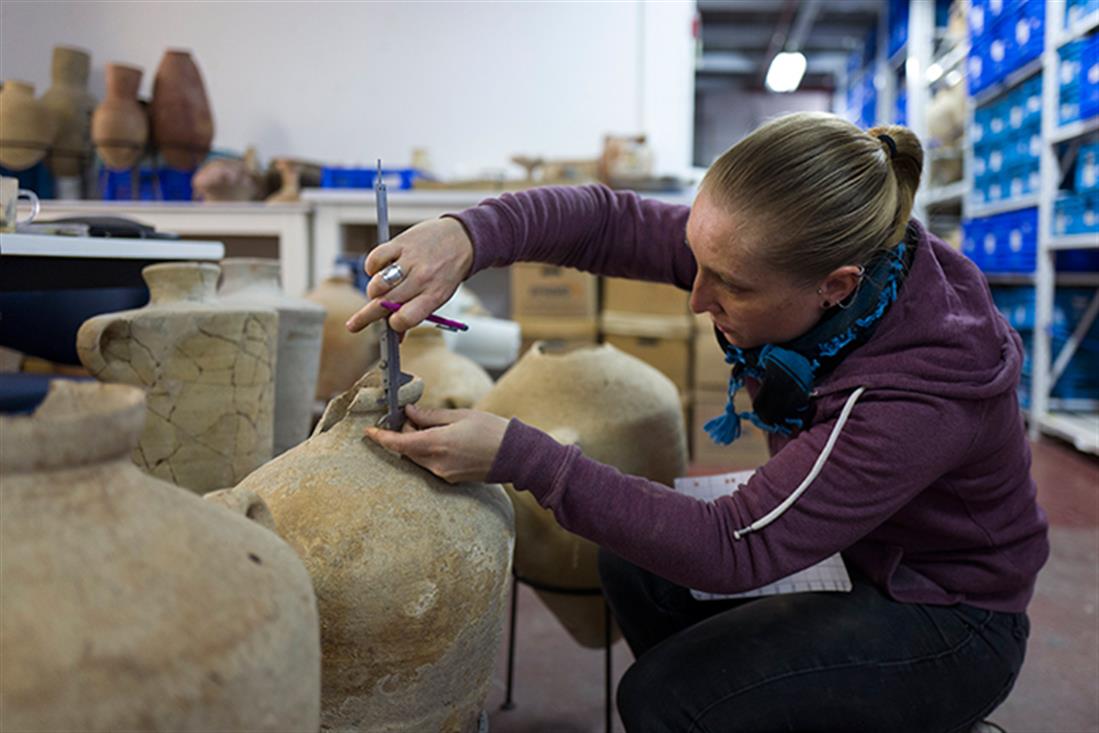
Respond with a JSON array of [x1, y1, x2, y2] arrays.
[[0, 80, 56, 171], [475, 342, 688, 648], [92, 63, 148, 171], [76, 262, 277, 493], [0, 381, 320, 730], [235, 370, 515, 732], [219, 257, 325, 454], [151, 49, 213, 170], [41, 46, 96, 178], [400, 326, 494, 409], [304, 269, 381, 400]]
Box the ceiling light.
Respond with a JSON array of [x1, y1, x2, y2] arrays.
[[926, 63, 943, 82], [945, 69, 963, 86], [765, 52, 807, 93]]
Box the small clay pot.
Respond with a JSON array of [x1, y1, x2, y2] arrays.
[[92, 63, 148, 171]]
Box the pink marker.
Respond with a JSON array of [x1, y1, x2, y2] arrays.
[[379, 300, 469, 332]]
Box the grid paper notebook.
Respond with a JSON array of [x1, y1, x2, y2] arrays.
[[673, 469, 852, 600]]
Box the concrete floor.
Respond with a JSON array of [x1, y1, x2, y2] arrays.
[[484, 437, 1099, 733]]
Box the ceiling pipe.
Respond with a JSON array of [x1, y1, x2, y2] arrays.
[[787, 0, 823, 53], [756, 0, 798, 88]]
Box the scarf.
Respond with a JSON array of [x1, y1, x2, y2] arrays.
[[705, 240, 909, 445]]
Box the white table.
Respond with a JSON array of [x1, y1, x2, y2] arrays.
[[302, 188, 697, 288], [37, 201, 312, 296]]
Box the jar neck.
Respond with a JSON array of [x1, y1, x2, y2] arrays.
[[143, 262, 219, 305]]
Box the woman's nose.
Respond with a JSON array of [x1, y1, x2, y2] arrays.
[[689, 276, 713, 315]]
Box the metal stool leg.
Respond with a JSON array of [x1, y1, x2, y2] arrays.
[[604, 599, 613, 733], [500, 573, 519, 711]]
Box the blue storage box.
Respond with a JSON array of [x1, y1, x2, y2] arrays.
[[1060, 39, 1087, 124], [963, 207, 1039, 272], [888, 0, 909, 57], [1003, 1, 1045, 71], [99, 166, 194, 201], [320, 167, 424, 190], [1081, 33, 1099, 120], [1058, 248, 1099, 271], [1077, 142, 1099, 192], [1066, 0, 1099, 27]]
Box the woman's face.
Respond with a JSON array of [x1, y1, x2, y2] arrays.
[[686, 194, 825, 349]]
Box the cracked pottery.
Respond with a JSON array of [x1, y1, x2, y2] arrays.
[[234, 370, 515, 732], [219, 257, 324, 454], [400, 326, 494, 409], [305, 271, 381, 400], [76, 262, 277, 493], [0, 381, 320, 731], [475, 342, 688, 648]]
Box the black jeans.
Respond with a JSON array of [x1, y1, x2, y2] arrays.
[[598, 549, 1029, 733]]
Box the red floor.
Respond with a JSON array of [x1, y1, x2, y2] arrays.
[[485, 437, 1099, 733]]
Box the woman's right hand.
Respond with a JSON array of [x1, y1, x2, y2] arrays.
[[345, 216, 475, 334]]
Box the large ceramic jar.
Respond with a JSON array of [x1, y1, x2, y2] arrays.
[[0, 80, 56, 170], [475, 342, 687, 647], [219, 257, 325, 454], [235, 370, 515, 732], [0, 381, 320, 731], [92, 63, 148, 171], [401, 326, 494, 408], [151, 49, 214, 170], [76, 262, 277, 493], [41, 45, 96, 178], [304, 270, 380, 400]]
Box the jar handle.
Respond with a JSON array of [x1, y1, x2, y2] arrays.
[[203, 486, 278, 534], [75, 313, 135, 383]]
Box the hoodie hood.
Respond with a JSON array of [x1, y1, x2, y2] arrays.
[[814, 220, 1023, 401]]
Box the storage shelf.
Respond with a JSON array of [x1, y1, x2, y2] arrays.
[[1037, 412, 1099, 455], [923, 180, 968, 206], [1050, 115, 1099, 144], [1055, 9, 1099, 48], [1047, 233, 1099, 250], [984, 272, 1099, 285], [972, 57, 1044, 107], [889, 43, 907, 69], [930, 42, 969, 77], [967, 194, 1041, 218]]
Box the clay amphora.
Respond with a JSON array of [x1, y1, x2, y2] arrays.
[[235, 370, 515, 732], [0, 381, 321, 731], [151, 49, 214, 170], [401, 326, 494, 408], [304, 271, 381, 400], [0, 80, 56, 171], [76, 262, 277, 493], [92, 63, 148, 171], [41, 46, 96, 177], [475, 342, 688, 648], [219, 257, 325, 454]]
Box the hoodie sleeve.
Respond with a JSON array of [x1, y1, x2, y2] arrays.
[[447, 183, 696, 289], [486, 389, 979, 594]]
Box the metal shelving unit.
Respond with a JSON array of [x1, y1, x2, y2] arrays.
[[1033, 0, 1099, 455]]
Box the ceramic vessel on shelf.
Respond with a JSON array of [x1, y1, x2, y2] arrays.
[[304, 266, 380, 400], [266, 158, 302, 202], [76, 262, 278, 493], [0, 381, 320, 730], [91, 63, 148, 171], [41, 46, 96, 177], [151, 49, 214, 170], [234, 369, 514, 731], [0, 80, 56, 171], [219, 257, 325, 454], [475, 342, 688, 647], [401, 325, 493, 408]]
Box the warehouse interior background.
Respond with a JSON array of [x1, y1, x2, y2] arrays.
[[1, 0, 1097, 731]]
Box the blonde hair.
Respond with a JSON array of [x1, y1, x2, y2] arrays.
[[700, 112, 923, 285]]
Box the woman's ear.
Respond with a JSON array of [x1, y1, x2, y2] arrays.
[[816, 265, 864, 309]]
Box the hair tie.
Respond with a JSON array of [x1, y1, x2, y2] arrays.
[[878, 134, 897, 158]]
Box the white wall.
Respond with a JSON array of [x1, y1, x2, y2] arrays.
[[0, 0, 696, 178]]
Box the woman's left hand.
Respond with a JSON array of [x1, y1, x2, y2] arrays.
[[364, 404, 510, 484]]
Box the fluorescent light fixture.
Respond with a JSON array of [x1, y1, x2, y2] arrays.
[[945, 69, 963, 87], [926, 62, 943, 82], [765, 52, 807, 93]]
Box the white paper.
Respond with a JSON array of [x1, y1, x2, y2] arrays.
[[674, 469, 852, 600]]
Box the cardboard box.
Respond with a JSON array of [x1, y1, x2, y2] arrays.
[[693, 313, 731, 391], [603, 277, 691, 316], [511, 264, 598, 318], [602, 312, 694, 394], [691, 388, 771, 470], [517, 316, 599, 358]]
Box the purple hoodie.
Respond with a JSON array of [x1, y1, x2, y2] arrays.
[[453, 184, 1050, 613]]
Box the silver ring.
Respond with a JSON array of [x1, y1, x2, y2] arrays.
[[379, 262, 404, 287]]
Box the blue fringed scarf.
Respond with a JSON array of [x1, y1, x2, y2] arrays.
[[705, 240, 910, 445]]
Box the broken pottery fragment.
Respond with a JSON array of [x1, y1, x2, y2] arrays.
[[400, 325, 494, 409], [475, 342, 688, 648], [0, 381, 320, 731], [219, 257, 325, 454], [235, 369, 514, 732], [77, 262, 277, 493]]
